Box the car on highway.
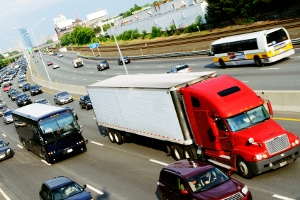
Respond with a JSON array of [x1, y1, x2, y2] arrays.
[[157, 159, 252, 200], [96, 60, 109, 71], [7, 88, 17, 98], [79, 94, 93, 110], [18, 79, 27, 88], [3, 85, 11, 92], [53, 63, 60, 69], [54, 91, 73, 105], [30, 84, 43, 96], [16, 93, 32, 107], [47, 61, 53, 66], [34, 98, 50, 105], [118, 56, 131, 65], [0, 140, 14, 161], [3, 110, 13, 124], [166, 64, 192, 73], [10, 90, 21, 101], [0, 104, 9, 117], [39, 176, 92, 200], [58, 53, 63, 58], [22, 82, 31, 92]]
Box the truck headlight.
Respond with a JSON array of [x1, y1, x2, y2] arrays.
[[253, 153, 268, 161]]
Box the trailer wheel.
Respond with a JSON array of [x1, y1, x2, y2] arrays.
[[236, 157, 254, 179], [183, 146, 198, 159], [107, 129, 115, 143], [172, 145, 184, 161], [114, 131, 124, 145]]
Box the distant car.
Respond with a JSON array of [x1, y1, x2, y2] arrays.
[[22, 82, 31, 92], [18, 79, 27, 88], [3, 85, 11, 92], [79, 94, 92, 110], [16, 93, 32, 107], [54, 91, 73, 105], [58, 53, 63, 58], [47, 61, 53, 66], [0, 104, 9, 117], [30, 84, 43, 96], [166, 64, 192, 73], [34, 98, 50, 105], [7, 89, 17, 98], [157, 159, 252, 200], [118, 56, 131, 65], [0, 140, 14, 161], [10, 90, 21, 101], [53, 63, 60, 69], [96, 60, 109, 71], [3, 110, 13, 124], [39, 176, 92, 200], [35, 60, 39, 63]]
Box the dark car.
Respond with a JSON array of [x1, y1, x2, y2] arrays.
[[16, 93, 32, 107], [157, 159, 252, 200], [30, 84, 43, 96], [0, 104, 9, 117], [22, 82, 31, 92], [7, 88, 17, 98], [96, 60, 110, 71], [10, 90, 21, 101], [39, 176, 92, 200], [118, 56, 131, 65], [34, 98, 50, 105], [0, 140, 14, 161], [166, 64, 192, 74], [54, 91, 73, 105], [79, 94, 93, 110]]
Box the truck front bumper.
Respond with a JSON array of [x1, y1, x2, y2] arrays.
[[248, 145, 300, 175]]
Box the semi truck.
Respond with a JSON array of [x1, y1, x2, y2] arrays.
[[72, 58, 84, 68], [87, 72, 300, 178]]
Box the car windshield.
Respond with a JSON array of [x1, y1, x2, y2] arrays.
[[39, 111, 79, 143], [187, 167, 229, 193], [225, 106, 270, 132], [52, 182, 84, 200], [0, 141, 7, 148], [58, 92, 68, 97]]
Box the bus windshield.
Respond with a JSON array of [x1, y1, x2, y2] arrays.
[[39, 112, 79, 143], [225, 106, 270, 132]]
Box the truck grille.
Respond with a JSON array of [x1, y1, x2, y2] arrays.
[[224, 192, 243, 200], [265, 134, 290, 155]]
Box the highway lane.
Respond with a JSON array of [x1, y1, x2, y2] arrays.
[[0, 53, 300, 199], [34, 49, 300, 90]]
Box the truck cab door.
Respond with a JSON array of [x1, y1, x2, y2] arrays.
[[214, 118, 235, 152]]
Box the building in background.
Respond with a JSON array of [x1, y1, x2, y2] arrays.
[[19, 28, 33, 52]]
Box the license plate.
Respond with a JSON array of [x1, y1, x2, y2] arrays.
[[280, 161, 287, 167], [67, 148, 73, 153]]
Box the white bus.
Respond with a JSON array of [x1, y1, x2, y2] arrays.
[[210, 27, 295, 67]]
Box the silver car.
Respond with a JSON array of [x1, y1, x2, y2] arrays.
[[54, 91, 73, 105], [3, 110, 13, 124]]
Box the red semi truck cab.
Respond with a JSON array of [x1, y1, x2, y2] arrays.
[[180, 74, 300, 178]]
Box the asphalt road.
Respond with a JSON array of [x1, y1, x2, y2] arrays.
[[0, 51, 299, 200]]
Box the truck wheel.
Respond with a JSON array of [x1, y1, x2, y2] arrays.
[[254, 56, 264, 67], [219, 59, 226, 68], [114, 131, 124, 145], [236, 157, 254, 179], [172, 145, 184, 160], [183, 146, 198, 159], [107, 129, 115, 143]]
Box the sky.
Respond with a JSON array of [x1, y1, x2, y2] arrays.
[[0, 0, 151, 53]]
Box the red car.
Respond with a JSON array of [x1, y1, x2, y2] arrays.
[[3, 85, 11, 92], [47, 61, 53, 66], [157, 159, 252, 200]]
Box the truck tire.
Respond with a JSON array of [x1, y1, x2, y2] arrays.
[[236, 157, 254, 179], [183, 146, 198, 159], [172, 145, 184, 160], [114, 131, 124, 145], [107, 129, 115, 143], [219, 59, 226, 68], [254, 56, 264, 67]]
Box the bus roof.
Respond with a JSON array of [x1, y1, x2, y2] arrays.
[[12, 104, 68, 121], [211, 27, 284, 45]]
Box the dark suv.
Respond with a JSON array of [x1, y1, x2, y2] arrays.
[[79, 94, 93, 110], [96, 60, 109, 71], [30, 84, 43, 96], [157, 159, 252, 200], [166, 64, 192, 73], [16, 93, 32, 107], [39, 176, 93, 200]]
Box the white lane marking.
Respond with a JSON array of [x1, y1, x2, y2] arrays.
[[272, 194, 295, 200], [149, 159, 168, 166], [41, 160, 51, 166], [17, 144, 23, 149], [156, 66, 165, 68], [91, 141, 104, 146], [260, 67, 279, 70], [0, 187, 11, 200], [242, 81, 249, 83], [86, 184, 104, 195], [1, 134, 6, 137]]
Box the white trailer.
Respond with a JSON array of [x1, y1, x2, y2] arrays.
[[87, 72, 216, 147]]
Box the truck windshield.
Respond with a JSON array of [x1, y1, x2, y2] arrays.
[[225, 106, 270, 132], [39, 112, 79, 143]]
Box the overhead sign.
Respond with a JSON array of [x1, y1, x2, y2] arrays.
[[89, 43, 99, 49]]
